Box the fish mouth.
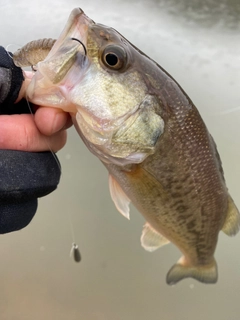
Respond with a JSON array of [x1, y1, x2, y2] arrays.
[[26, 8, 139, 144], [48, 8, 95, 58], [26, 8, 95, 109]]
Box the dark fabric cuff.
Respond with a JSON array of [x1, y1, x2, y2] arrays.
[[0, 199, 38, 233], [0, 46, 24, 114], [0, 150, 61, 234], [0, 150, 61, 201]]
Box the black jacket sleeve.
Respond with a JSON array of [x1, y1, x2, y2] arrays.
[[0, 46, 61, 234], [0, 46, 24, 112]]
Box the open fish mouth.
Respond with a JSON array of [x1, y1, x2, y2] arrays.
[[26, 8, 95, 110], [47, 8, 94, 59]]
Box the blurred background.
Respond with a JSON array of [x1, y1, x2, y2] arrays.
[[1, 0, 240, 319]]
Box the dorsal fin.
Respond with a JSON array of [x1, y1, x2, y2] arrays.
[[109, 174, 131, 220], [141, 222, 170, 252]]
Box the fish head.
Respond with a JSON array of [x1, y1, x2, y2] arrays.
[[27, 8, 164, 165]]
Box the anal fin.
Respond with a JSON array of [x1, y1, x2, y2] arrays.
[[222, 195, 240, 236], [109, 174, 130, 220], [141, 223, 170, 252]]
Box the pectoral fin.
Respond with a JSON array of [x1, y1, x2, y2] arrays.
[[141, 223, 170, 252], [109, 175, 130, 220], [222, 195, 240, 236]]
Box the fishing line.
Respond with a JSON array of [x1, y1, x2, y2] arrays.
[[26, 85, 82, 263], [5, 43, 25, 68], [25, 97, 62, 173], [26, 97, 81, 262], [26, 97, 82, 262], [10, 38, 81, 263], [6, 43, 21, 56], [220, 106, 240, 115], [7, 39, 61, 172]]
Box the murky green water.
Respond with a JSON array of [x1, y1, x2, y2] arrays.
[[0, 0, 240, 319]]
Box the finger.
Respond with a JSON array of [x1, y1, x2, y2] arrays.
[[63, 113, 73, 130], [34, 107, 73, 136], [24, 71, 35, 79], [45, 130, 67, 152], [0, 114, 67, 152]]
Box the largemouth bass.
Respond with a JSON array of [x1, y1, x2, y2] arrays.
[[18, 8, 240, 285]]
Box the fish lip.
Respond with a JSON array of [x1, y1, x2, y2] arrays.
[[47, 8, 94, 59], [27, 8, 94, 108], [69, 8, 95, 40]]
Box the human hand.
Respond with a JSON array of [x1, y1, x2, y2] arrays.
[[0, 46, 71, 233], [1, 70, 72, 152]]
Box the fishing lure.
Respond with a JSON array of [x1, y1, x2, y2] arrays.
[[70, 243, 81, 263], [13, 38, 56, 68], [12, 37, 87, 69]]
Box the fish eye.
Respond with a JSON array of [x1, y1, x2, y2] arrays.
[[102, 45, 127, 70]]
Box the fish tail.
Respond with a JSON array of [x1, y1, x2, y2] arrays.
[[166, 257, 218, 285]]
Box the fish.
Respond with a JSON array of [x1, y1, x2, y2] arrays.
[[18, 8, 240, 285]]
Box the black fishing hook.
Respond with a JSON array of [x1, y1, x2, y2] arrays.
[[71, 37, 87, 56]]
